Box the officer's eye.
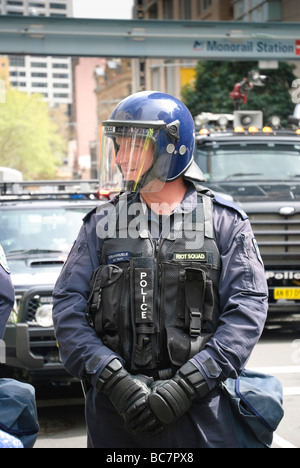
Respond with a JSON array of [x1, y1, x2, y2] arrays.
[[133, 141, 145, 151]]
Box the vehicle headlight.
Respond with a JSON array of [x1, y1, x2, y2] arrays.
[[35, 304, 53, 328]]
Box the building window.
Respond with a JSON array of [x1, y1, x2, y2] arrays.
[[52, 63, 68, 69], [11, 82, 26, 87], [233, 0, 243, 19], [181, 0, 191, 19], [50, 2, 66, 9], [29, 3, 46, 7], [7, 1, 24, 6], [31, 62, 47, 68], [6, 11, 23, 15], [148, 3, 158, 19], [53, 73, 68, 78], [9, 56, 25, 67], [53, 93, 69, 98], [32, 82, 47, 87], [233, 0, 281, 21], [163, 0, 173, 19], [53, 82, 69, 88], [200, 0, 212, 13], [31, 72, 47, 77], [10, 71, 26, 76]]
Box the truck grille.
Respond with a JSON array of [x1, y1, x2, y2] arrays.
[[248, 212, 300, 263], [18, 288, 53, 324], [26, 295, 53, 323]]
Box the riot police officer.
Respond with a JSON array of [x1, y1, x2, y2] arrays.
[[0, 244, 14, 339], [53, 91, 268, 448], [0, 245, 24, 448]]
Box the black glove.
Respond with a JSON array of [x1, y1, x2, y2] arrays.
[[96, 359, 164, 436], [149, 361, 210, 426]]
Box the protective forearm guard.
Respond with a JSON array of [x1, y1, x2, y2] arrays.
[[149, 361, 209, 425], [96, 359, 146, 415], [96, 359, 164, 436]]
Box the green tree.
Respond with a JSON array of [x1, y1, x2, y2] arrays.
[[182, 61, 297, 127], [0, 88, 66, 179]]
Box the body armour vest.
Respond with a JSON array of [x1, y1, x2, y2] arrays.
[[86, 187, 221, 378]]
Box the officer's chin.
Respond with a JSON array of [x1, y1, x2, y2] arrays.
[[141, 178, 166, 194]]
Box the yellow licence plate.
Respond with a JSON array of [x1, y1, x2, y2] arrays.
[[274, 288, 300, 300]]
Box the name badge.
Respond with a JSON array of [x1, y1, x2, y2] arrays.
[[106, 251, 130, 264]]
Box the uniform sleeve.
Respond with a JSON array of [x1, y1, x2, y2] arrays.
[[191, 203, 269, 388], [0, 260, 15, 340], [52, 217, 121, 385]]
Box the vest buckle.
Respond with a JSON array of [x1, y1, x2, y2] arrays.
[[190, 308, 202, 337]]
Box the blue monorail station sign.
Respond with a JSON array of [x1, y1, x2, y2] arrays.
[[193, 39, 300, 60], [0, 16, 300, 61]]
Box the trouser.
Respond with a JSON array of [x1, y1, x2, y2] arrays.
[[85, 387, 239, 449]]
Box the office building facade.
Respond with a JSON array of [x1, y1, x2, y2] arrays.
[[0, 0, 73, 106]]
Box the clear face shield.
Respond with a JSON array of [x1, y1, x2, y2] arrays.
[[99, 120, 173, 194]]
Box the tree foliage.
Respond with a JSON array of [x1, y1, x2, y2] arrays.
[[0, 88, 66, 179], [182, 61, 297, 127]]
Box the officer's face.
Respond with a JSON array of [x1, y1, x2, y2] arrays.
[[115, 137, 154, 183]]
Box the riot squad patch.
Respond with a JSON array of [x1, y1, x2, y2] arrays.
[[173, 252, 208, 262]]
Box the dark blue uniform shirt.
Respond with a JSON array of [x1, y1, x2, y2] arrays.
[[53, 188, 269, 448], [0, 245, 14, 340]]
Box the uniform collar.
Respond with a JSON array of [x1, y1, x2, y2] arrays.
[[173, 183, 197, 215]]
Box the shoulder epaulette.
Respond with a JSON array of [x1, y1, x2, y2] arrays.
[[83, 194, 122, 223], [83, 206, 97, 223], [213, 194, 248, 220]]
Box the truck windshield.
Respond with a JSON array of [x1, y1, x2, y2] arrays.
[[195, 143, 300, 182], [0, 207, 88, 255]]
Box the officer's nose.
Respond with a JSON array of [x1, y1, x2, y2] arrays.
[[115, 141, 128, 167]]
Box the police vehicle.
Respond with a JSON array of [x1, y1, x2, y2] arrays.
[[194, 109, 300, 324], [0, 180, 100, 383]]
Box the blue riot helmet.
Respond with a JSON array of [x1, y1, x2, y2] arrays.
[[100, 91, 195, 193]]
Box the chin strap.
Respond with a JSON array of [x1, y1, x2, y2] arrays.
[[124, 161, 159, 193]]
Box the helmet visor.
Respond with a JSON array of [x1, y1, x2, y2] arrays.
[[100, 120, 171, 193]]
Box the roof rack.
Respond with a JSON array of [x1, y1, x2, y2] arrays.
[[0, 180, 100, 200], [196, 127, 300, 140]]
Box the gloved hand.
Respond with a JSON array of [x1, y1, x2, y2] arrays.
[[96, 359, 164, 436], [148, 361, 210, 426]]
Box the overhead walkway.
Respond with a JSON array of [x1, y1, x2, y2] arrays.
[[0, 16, 299, 60]]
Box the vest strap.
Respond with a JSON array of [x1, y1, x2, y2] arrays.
[[185, 268, 206, 337]]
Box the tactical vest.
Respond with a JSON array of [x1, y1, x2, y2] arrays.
[[86, 188, 221, 378]]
